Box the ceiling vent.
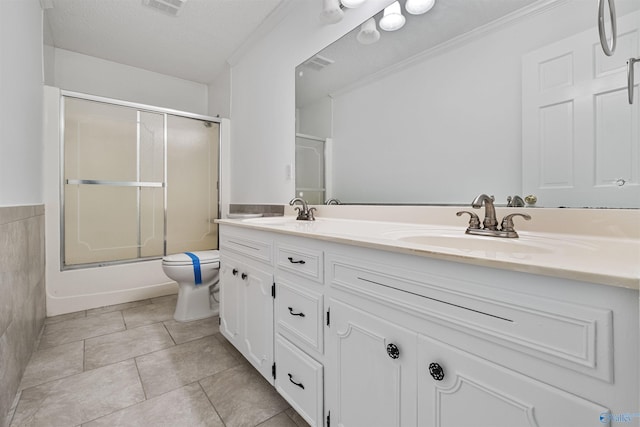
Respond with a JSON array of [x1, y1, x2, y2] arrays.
[[303, 55, 335, 72], [142, 0, 187, 17]]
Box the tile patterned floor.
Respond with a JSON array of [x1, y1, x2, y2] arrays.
[[7, 295, 310, 427]]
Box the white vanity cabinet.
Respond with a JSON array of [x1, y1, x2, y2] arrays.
[[273, 240, 326, 427], [219, 222, 639, 427], [219, 224, 326, 426], [324, 245, 637, 427], [218, 228, 275, 383]]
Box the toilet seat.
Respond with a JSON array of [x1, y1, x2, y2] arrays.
[[162, 250, 220, 266]]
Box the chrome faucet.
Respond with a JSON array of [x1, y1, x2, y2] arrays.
[[325, 198, 341, 205], [289, 197, 316, 221], [458, 193, 531, 238], [471, 194, 498, 230], [507, 195, 525, 207]]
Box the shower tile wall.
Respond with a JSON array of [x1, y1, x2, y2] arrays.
[[0, 205, 46, 427]]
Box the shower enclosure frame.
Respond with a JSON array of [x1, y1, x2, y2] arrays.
[[59, 90, 221, 271]]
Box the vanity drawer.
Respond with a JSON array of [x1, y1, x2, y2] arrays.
[[275, 278, 324, 354], [219, 229, 272, 264], [275, 334, 323, 427], [277, 243, 323, 283], [328, 254, 613, 382]]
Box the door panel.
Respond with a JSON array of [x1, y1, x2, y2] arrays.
[[327, 299, 417, 427]]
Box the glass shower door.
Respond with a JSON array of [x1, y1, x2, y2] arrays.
[[63, 97, 165, 266], [165, 115, 219, 254]]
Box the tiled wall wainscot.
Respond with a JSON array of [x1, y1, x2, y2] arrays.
[[0, 205, 46, 427]]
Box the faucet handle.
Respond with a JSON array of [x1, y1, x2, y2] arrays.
[[456, 211, 481, 229], [500, 213, 531, 232], [308, 207, 317, 221]]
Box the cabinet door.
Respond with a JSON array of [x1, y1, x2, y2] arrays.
[[240, 262, 274, 383], [417, 334, 611, 427], [219, 255, 241, 346], [326, 299, 417, 427], [219, 254, 274, 384]]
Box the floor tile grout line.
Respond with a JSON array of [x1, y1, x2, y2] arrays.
[[80, 379, 216, 427], [24, 322, 178, 392], [44, 310, 87, 326], [76, 358, 150, 426], [160, 321, 178, 346], [41, 308, 180, 351], [36, 315, 164, 360], [259, 409, 297, 427], [120, 308, 130, 330], [133, 356, 149, 402], [38, 324, 128, 352], [5, 390, 22, 427], [197, 379, 228, 427]]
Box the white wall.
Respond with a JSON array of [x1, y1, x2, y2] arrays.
[[229, 0, 393, 204], [297, 96, 332, 138], [0, 0, 44, 206], [52, 48, 208, 114], [208, 64, 231, 118]]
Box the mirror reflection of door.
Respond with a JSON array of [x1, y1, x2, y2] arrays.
[[295, 134, 326, 205]]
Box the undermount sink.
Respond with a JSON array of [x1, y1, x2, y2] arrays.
[[397, 234, 553, 254]]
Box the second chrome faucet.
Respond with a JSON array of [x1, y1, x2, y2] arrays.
[[457, 194, 530, 238], [289, 197, 316, 221]]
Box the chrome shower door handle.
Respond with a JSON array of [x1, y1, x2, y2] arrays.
[[598, 0, 617, 56], [628, 57, 640, 104]]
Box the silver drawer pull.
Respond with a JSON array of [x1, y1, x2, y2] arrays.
[[288, 307, 306, 317], [288, 373, 305, 389], [288, 257, 306, 265]]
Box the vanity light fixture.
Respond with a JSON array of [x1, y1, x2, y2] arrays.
[[356, 17, 380, 44], [379, 1, 406, 31], [341, 0, 366, 8], [320, 0, 344, 24], [405, 0, 435, 15]]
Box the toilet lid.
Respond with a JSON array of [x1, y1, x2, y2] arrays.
[[162, 250, 220, 266]]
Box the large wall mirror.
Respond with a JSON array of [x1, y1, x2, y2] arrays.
[[295, 0, 640, 208]]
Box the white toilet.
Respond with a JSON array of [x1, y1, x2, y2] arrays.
[[161, 250, 220, 322]]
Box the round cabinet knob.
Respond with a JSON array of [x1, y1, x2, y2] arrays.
[[241, 272, 248, 280], [232, 268, 238, 276], [386, 343, 400, 359], [429, 362, 445, 381]]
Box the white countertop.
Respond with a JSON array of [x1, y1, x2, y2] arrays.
[[217, 216, 640, 290]]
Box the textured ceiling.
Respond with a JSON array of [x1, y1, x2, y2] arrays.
[[43, 0, 284, 84]]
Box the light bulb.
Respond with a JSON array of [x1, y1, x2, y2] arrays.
[[379, 1, 405, 31], [356, 17, 380, 45], [405, 0, 435, 15], [320, 0, 344, 24], [341, 0, 366, 8]]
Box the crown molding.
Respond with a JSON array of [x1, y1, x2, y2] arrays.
[[227, 0, 298, 67]]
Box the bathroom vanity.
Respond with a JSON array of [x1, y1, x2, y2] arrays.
[[217, 212, 639, 427]]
